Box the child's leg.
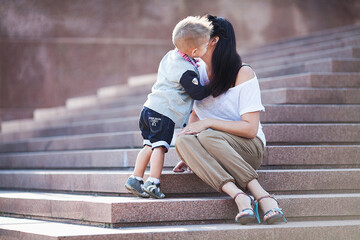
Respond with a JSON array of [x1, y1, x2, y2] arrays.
[[133, 145, 152, 178], [149, 147, 166, 179]]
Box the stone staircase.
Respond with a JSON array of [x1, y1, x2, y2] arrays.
[[0, 24, 360, 239]]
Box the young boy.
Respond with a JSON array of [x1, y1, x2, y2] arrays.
[[125, 16, 212, 199]]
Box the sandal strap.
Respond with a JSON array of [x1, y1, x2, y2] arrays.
[[255, 194, 279, 205], [264, 208, 283, 216], [264, 208, 287, 223], [233, 192, 260, 223], [233, 192, 257, 207], [240, 208, 254, 214]]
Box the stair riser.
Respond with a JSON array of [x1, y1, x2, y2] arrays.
[[0, 170, 358, 194], [1, 124, 359, 153], [305, 59, 360, 73], [1, 146, 359, 169], [262, 89, 360, 104], [245, 35, 360, 62], [1, 216, 360, 240], [252, 47, 360, 69], [0, 118, 139, 142], [0, 193, 358, 224], [2, 103, 360, 137], [260, 73, 360, 90], [3, 104, 360, 142], [249, 29, 360, 55]]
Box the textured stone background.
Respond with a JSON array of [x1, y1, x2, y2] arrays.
[[1, 0, 360, 120]]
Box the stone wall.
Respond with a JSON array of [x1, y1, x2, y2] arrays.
[[1, 0, 360, 120]]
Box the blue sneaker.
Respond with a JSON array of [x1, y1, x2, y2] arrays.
[[125, 176, 149, 198], [143, 180, 165, 199]]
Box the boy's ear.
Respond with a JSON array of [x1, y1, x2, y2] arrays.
[[191, 48, 197, 57]]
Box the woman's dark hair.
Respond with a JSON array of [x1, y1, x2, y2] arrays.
[[205, 15, 242, 97]]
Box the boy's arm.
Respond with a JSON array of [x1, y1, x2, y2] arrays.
[[179, 70, 210, 100]]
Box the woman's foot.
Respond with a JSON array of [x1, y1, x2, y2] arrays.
[[256, 195, 287, 224], [233, 192, 259, 224]]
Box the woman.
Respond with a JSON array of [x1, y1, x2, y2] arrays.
[[174, 15, 287, 225]]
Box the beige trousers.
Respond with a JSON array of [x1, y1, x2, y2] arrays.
[[175, 130, 264, 192]]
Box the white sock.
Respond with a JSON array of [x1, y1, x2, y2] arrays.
[[147, 177, 160, 185], [132, 175, 143, 181]]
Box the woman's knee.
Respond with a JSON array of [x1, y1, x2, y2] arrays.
[[175, 134, 195, 148], [197, 130, 224, 147]]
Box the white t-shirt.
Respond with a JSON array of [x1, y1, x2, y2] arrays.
[[194, 60, 266, 146]]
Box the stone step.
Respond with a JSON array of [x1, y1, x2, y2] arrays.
[[2, 103, 360, 137], [0, 124, 359, 153], [3, 63, 358, 133], [1, 104, 142, 134], [260, 72, 360, 90], [247, 25, 360, 55], [0, 169, 358, 195], [303, 58, 360, 73], [0, 117, 139, 142], [2, 104, 360, 142], [0, 191, 359, 226], [252, 46, 360, 69], [245, 35, 360, 62], [0, 145, 358, 170], [256, 58, 360, 78], [261, 88, 360, 104], [84, 62, 360, 101], [0, 217, 359, 240], [2, 217, 360, 240]]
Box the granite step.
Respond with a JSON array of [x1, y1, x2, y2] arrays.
[[2, 216, 360, 240], [261, 88, 360, 104], [3, 103, 360, 137], [0, 117, 139, 143], [0, 191, 359, 226], [259, 72, 360, 90], [1, 104, 143, 134], [0, 169, 358, 195], [251, 46, 360, 69], [1, 216, 359, 240], [255, 56, 360, 79], [244, 35, 360, 62], [2, 104, 360, 142], [1, 124, 359, 153], [3, 66, 358, 133], [79, 68, 360, 101], [0, 145, 359, 170], [247, 25, 360, 55]]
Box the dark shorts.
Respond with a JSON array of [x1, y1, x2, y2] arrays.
[[139, 107, 175, 151]]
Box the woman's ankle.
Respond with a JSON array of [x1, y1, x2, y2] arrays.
[[234, 194, 252, 211]]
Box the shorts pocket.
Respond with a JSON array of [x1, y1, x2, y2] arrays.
[[148, 112, 164, 134]]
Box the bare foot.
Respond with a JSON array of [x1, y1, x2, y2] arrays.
[[234, 194, 252, 219]]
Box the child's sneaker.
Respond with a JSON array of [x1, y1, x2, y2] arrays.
[[143, 180, 165, 199], [125, 176, 149, 198]]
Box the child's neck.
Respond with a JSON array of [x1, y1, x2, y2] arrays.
[[177, 48, 195, 59]]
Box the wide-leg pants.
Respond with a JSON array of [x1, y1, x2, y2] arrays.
[[175, 130, 264, 192]]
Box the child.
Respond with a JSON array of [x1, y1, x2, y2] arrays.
[[125, 16, 212, 199]]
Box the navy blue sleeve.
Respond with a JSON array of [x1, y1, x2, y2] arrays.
[[179, 70, 210, 100]]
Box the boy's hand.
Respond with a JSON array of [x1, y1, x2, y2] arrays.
[[173, 161, 191, 173]]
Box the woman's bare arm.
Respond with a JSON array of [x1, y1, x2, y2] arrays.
[[179, 111, 260, 138]]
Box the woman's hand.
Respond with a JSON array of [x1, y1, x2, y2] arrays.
[[178, 119, 212, 136], [173, 161, 192, 173]]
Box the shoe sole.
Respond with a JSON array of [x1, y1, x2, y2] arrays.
[[143, 188, 165, 199], [266, 213, 285, 224], [236, 215, 256, 225], [124, 184, 149, 198]]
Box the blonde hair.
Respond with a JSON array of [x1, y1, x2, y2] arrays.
[[172, 16, 212, 51]]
